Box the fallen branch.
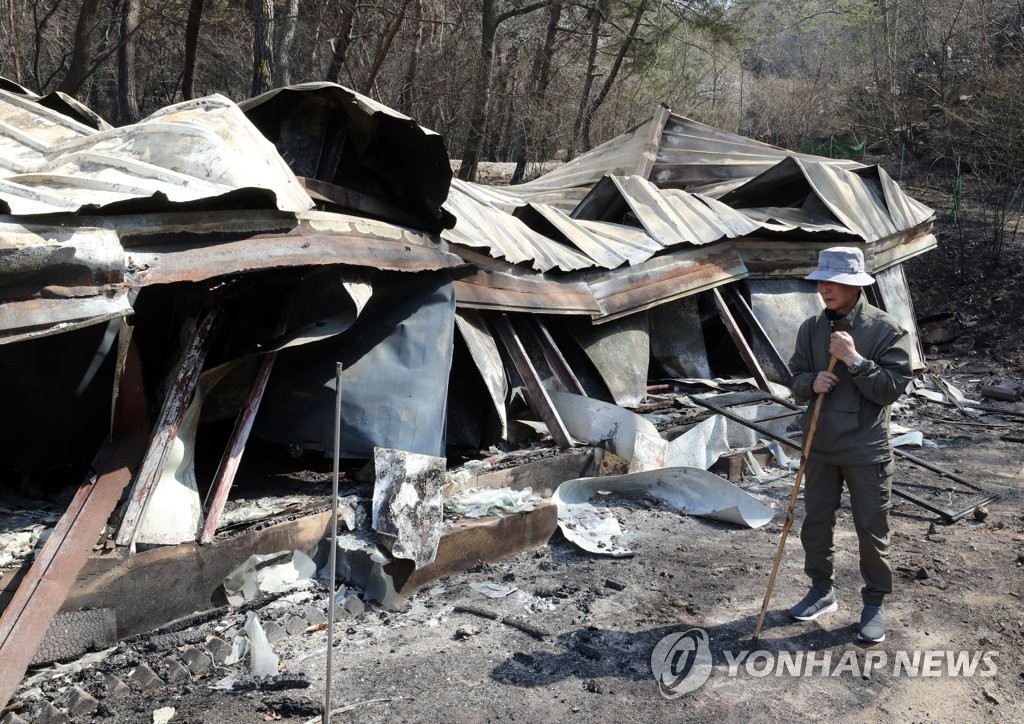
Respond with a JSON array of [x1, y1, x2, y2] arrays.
[[304, 697, 412, 723]]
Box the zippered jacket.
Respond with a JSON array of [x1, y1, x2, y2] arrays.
[[788, 294, 914, 465]]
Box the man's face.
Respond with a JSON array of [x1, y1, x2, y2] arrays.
[[817, 281, 860, 314]]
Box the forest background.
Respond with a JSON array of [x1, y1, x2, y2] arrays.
[[1, 0, 1023, 285]]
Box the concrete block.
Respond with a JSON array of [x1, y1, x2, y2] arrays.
[[283, 614, 308, 636], [180, 645, 213, 676], [204, 636, 232, 664], [64, 686, 98, 718], [128, 662, 164, 691]]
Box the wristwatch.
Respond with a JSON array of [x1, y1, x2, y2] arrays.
[[848, 358, 868, 376]]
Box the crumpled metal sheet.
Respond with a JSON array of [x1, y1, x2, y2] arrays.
[[443, 180, 595, 272], [223, 550, 317, 606], [746, 279, 824, 370], [0, 91, 312, 215], [552, 468, 774, 557], [256, 271, 455, 458], [720, 157, 935, 242], [564, 312, 650, 408], [241, 82, 453, 233], [547, 390, 666, 472], [445, 487, 539, 519], [649, 296, 711, 379], [873, 264, 926, 371], [372, 448, 446, 569], [454, 310, 509, 440]]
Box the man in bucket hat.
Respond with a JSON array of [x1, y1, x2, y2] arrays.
[[786, 246, 913, 643]]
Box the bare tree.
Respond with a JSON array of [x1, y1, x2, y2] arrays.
[[250, 0, 274, 96], [58, 0, 101, 94], [326, 0, 356, 84], [274, 0, 301, 87], [457, 0, 548, 182], [116, 0, 141, 123], [398, 0, 425, 114], [182, 0, 205, 100], [363, 0, 412, 95], [6, 0, 24, 83], [511, 0, 562, 182]]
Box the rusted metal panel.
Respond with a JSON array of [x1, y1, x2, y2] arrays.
[[126, 225, 463, 286], [711, 288, 771, 392], [453, 269, 600, 315], [584, 245, 748, 322], [0, 92, 312, 215], [454, 310, 510, 439], [564, 312, 650, 407]]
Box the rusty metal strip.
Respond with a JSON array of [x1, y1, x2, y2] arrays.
[[493, 314, 572, 449], [0, 341, 149, 710], [710, 288, 771, 392], [529, 318, 585, 396], [199, 352, 277, 544], [722, 284, 791, 383], [115, 311, 216, 548]]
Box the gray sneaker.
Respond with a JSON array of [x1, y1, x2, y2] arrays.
[[858, 604, 885, 642], [789, 587, 838, 621]]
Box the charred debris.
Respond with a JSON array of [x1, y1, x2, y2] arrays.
[[0, 81, 1009, 707]]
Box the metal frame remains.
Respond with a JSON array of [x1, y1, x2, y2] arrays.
[[687, 390, 1000, 523]]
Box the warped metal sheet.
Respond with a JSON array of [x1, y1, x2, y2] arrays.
[[875, 166, 936, 229], [584, 244, 748, 322], [873, 264, 926, 371], [652, 114, 863, 187], [0, 294, 132, 344], [256, 271, 455, 458], [565, 312, 650, 407], [516, 203, 659, 268], [746, 279, 823, 371], [125, 210, 463, 286], [720, 157, 934, 242], [443, 180, 595, 272], [0, 221, 123, 300], [575, 175, 762, 249], [497, 107, 671, 210], [649, 296, 711, 378], [240, 82, 452, 232], [0, 92, 312, 215], [454, 310, 509, 439]]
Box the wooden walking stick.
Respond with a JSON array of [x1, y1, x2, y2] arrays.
[[752, 356, 839, 641]]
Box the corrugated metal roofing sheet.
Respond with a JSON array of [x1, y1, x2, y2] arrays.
[[442, 179, 595, 272], [720, 157, 935, 243], [0, 91, 312, 215]]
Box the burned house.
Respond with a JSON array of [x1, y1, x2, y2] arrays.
[[0, 82, 940, 706]]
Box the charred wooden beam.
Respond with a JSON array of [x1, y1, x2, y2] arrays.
[[115, 311, 216, 548], [199, 351, 277, 544]]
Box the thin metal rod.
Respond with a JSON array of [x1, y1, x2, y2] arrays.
[[325, 362, 343, 724], [752, 356, 837, 641]]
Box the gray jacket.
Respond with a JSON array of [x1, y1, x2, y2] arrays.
[[788, 294, 914, 465]]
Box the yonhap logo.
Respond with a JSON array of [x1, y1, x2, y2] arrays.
[[650, 628, 713, 698]]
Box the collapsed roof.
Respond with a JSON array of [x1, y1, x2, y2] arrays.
[[0, 80, 937, 705]]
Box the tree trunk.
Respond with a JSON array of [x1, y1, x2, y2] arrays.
[[362, 0, 411, 95], [398, 0, 424, 114], [58, 0, 102, 95], [580, 0, 648, 151], [326, 0, 356, 83], [273, 0, 301, 87], [249, 0, 274, 97], [568, 0, 606, 160], [458, 0, 547, 181], [511, 0, 562, 183], [182, 0, 205, 100], [6, 0, 23, 83], [117, 0, 141, 123]]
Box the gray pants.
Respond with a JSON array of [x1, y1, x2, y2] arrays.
[[800, 459, 894, 606]]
